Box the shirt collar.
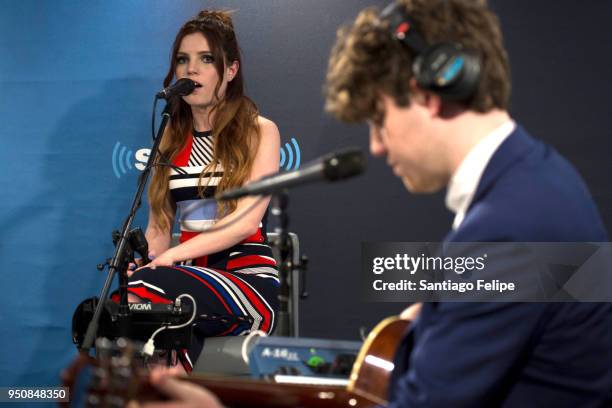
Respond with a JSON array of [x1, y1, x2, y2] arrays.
[[445, 120, 516, 230]]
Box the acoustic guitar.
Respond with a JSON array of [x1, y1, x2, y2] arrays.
[[62, 316, 409, 408]]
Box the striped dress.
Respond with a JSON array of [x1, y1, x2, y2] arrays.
[[127, 129, 279, 370]]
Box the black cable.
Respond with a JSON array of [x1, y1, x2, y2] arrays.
[[152, 96, 158, 141], [149, 96, 188, 175], [147, 160, 189, 175]]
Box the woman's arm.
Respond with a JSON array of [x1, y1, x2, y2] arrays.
[[145, 209, 173, 257], [144, 117, 281, 268]]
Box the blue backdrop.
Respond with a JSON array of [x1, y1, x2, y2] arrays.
[[2, 0, 612, 398], [0, 0, 381, 391]]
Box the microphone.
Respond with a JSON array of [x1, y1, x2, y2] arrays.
[[156, 78, 201, 99], [217, 148, 366, 201]]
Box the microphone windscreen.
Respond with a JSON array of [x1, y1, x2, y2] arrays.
[[323, 149, 366, 181], [173, 78, 199, 96]]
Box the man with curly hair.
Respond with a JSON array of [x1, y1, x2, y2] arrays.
[[325, 0, 612, 407]]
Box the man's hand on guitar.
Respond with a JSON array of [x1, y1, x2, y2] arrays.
[[399, 302, 422, 321], [128, 367, 223, 408]]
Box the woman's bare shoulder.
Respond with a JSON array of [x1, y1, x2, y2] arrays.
[[257, 115, 279, 134]]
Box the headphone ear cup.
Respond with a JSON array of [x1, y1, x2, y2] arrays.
[[448, 50, 480, 100], [412, 54, 432, 90], [413, 43, 457, 91], [413, 43, 481, 101]]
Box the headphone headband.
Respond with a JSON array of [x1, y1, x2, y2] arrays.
[[381, 2, 427, 53], [380, 1, 481, 101]]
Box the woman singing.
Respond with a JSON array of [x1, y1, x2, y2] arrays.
[[127, 10, 280, 371]]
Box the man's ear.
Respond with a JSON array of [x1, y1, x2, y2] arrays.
[[226, 60, 239, 82], [409, 78, 441, 117]]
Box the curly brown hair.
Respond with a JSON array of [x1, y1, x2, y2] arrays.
[[325, 0, 511, 124], [149, 10, 260, 231]]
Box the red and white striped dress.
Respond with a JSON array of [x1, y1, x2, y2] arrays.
[[127, 129, 279, 371]]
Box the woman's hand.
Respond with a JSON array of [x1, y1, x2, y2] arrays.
[[127, 251, 157, 277], [134, 250, 174, 272]]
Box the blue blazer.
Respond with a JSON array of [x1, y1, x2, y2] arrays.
[[388, 126, 612, 407]]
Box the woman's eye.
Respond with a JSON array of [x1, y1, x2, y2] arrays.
[[201, 54, 215, 64], [176, 56, 187, 64]]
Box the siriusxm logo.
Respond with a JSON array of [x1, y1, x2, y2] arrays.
[[112, 138, 301, 179], [111, 142, 150, 179], [280, 138, 301, 171]]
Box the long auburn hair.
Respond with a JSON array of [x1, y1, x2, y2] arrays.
[[149, 10, 261, 231]]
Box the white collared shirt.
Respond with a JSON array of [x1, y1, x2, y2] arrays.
[[445, 121, 516, 230]]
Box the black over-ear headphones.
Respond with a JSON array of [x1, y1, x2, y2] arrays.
[[380, 1, 481, 101]]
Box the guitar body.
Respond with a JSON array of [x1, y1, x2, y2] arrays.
[[348, 317, 410, 406], [62, 317, 411, 407]]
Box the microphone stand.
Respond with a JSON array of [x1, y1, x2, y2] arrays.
[[271, 191, 293, 337], [80, 100, 172, 352]]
